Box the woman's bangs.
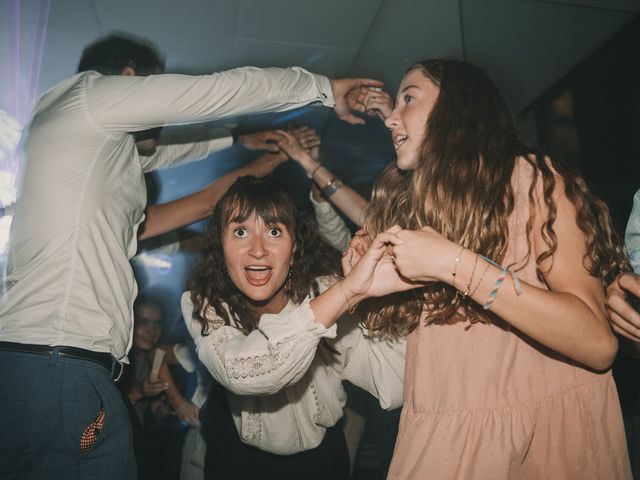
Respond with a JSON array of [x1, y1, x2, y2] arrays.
[[222, 189, 295, 228]]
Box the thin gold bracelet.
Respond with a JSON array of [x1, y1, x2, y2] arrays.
[[461, 253, 479, 298], [468, 260, 491, 297], [338, 281, 358, 314], [310, 163, 323, 178], [451, 246, 465, 291]]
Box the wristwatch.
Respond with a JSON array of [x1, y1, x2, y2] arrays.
[[321, 178, 343, 198]]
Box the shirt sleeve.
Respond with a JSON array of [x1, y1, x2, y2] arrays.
[[84, 67, 334, 132], [313, 276, 405, 409], [329, 316, 406, 410], [626, 189, 640, 274], [181, 292, 336, 396], [310, 193, 352, 252], [139, 134, 233, 172]]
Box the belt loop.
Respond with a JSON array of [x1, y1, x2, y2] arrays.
[[50, 346, 60, 365]]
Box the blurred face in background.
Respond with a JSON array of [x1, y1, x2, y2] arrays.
[[133, 303, 163, 351]]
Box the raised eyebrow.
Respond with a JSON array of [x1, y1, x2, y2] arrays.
[[400, 84, 419, 94], [228, 222, 248, 231]]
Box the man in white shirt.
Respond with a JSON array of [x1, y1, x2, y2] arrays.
[[0, 33, 381, 479]]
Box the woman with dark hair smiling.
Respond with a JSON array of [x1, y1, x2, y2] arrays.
[[181, 176, 406, 480]]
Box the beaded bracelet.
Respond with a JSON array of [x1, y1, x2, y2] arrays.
[[478, 255, 523, 310], [483, 267, 508, 310]]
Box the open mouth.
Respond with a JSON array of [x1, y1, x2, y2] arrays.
[[244, 265, 272, 285], [393, 134, 407, 149]]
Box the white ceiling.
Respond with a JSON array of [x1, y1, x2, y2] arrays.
[[0, 0, 637, 126]]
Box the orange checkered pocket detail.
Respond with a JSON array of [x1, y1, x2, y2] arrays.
[[80, 407, 105, 454]]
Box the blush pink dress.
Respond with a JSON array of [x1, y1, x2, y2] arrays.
[[387, 161, 632, 479]]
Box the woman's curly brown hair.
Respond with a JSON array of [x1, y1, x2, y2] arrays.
[[363, 59, 629, 338], [188, 176, 340, 335]]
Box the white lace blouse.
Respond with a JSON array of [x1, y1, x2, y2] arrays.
[[181, 276, 405, 455]]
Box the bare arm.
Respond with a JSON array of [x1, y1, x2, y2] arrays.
[[278, 127, 368, 225], [157, 360, 200, 426], [392, 176, 618, 371], [139, 150, 287, 241]]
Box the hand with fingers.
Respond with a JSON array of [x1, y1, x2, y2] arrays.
[[391, 226, 456, 283], [330, 77, 384, 125], [140, 378, 168, 397], [289, 125, 321, 150], [176, 400, 201, 427], [290, 126, 321, 162], [607, 272, 640, 342], [342, 229, 372, 276], [341, 226, 421, 301], [361, 89, 394, 121], [238, 130, 288, 152], [276, 130, 317, 171]]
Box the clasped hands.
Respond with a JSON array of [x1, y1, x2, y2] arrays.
[[339, 225, 459, 302]]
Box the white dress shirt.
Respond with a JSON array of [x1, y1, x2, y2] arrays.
[[0, 67, 333, 360]]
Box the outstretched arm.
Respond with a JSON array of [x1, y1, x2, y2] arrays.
[[182, 228, 415, 395], [139, 132, 288, 241], [278, 127, 368, 225], [87, 68, 382, 136]]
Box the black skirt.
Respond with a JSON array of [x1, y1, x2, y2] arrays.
[[202, 380, 350, 480]]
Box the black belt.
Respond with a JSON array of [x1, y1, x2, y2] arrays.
[[0, 341, 124, 382]]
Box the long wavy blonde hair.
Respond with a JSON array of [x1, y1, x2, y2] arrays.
[[363, 59, 629, 338]]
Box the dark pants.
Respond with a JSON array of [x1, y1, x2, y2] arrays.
[[203, 380, 350, 480], [0, 349, 136, 480]]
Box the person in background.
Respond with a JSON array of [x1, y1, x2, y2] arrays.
[[121, 295, 199, 480]]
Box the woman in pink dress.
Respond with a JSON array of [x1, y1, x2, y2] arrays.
[[354, 59, 632, 479]]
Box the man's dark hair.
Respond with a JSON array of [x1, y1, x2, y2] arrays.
[[77, 33, 165, 75]]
